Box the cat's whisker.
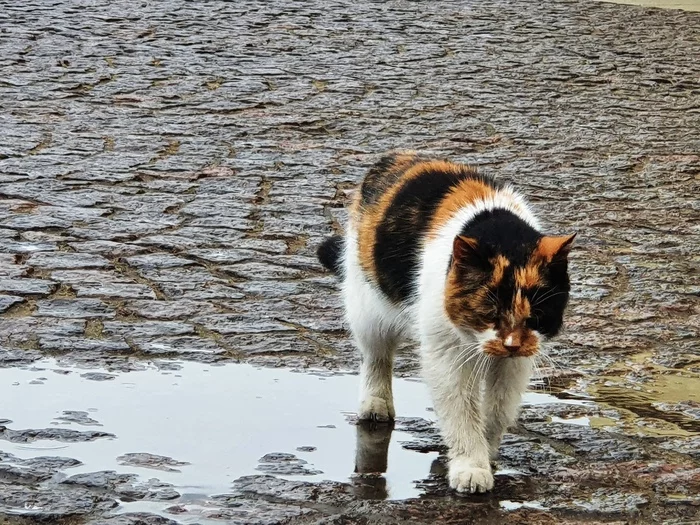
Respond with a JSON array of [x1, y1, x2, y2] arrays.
[[532, 289, 568, 307], [484, 288, 499, 308], [454, 349, 482, 372], [457, 348, 482, 372], [536, 352, 565, 389], [531, 357, 547, 392], [450, 344, 480, 369], [466, 353, 490, 400], [530, 286, 541, 304]]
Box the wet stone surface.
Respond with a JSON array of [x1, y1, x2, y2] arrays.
[[256, 452, 323, 476], [1, 0, 699, 523], [117, 454, 190, 473]]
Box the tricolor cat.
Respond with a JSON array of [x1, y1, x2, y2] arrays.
[[318, 152, 574, 493]]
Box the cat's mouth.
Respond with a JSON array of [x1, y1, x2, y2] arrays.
[[482, 328, 539, 358]]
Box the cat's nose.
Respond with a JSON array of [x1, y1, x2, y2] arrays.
[[503, 333, 521, 354]]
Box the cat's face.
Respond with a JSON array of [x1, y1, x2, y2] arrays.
[[444, 234, 575, 358]]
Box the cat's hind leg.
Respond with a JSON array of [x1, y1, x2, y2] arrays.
[[354, 325, 397, 421], [344, 280, 398, 421], [342, 234, 398, 422]]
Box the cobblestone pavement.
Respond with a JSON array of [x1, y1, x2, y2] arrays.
[[1, 0, 699, 523]]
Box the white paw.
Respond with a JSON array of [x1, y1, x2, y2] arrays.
[[358, 395, 395, 422], [448, 457, 494, 493]]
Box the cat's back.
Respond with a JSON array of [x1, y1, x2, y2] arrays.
[[350, 152, 501, 303]]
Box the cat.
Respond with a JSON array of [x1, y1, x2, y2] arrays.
[[317, 151, 574, 493]]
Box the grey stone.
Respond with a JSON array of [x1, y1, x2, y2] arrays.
[[0, 278, 56, 295], [0, 214, 71, 230], [132, 336, 226, 355], [35, 299, 115, 318], [121, 299, 218, 320], [75, 282, 157, 299], [39, 338, 131, 353], [86, 514, 180, 525], [63, 471, 136, 489], [0, 484, 117, 518], [0, 346, 42, 367], [193, 314, 292, 335], [225, 334, 319, 355], [124, 253, 197, 270], [50, 270, 157, 299], [117, 453, 189, 473], [186, 248, 257, 264], [102, 321, 195, 338], [68, 241, 150, 257], [220, 261, 309, 280], [81, 372, 117, 381], [0, 294, 24, 312], [29, 252, 111, 269], [0, 426, 115, 443], [560, 489, 649, 515], [0, 240, 57, 253], [54, 410, 102, 426], [256, 452, 322, 475]]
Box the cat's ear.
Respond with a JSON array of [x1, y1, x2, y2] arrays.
[[452, 236, 489, 270], [538, 234, 576, 262]]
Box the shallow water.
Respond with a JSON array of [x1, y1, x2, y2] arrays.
[[0, 358, 587, 518]]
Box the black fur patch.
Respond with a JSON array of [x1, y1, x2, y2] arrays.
[[317, 235, 343, 275], [460, 209, 541, 266], [524, 261, 570, 338], [374, 168, 491, 303]]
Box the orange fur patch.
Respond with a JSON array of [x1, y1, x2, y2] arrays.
[[489, 255, 511, 287], [429, 177, 496, 239], [537, 234, 576, 261], [514, 264, 542, 289], [513, 289, 531, 322], [444, 270, 494, 332]]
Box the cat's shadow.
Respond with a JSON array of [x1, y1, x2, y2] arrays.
[[351, 420, 395, 500]]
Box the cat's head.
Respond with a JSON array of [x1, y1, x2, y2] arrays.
[[444, 233, 575, 358]]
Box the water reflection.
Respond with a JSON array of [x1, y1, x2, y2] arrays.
[[352, 421, 394, 499]]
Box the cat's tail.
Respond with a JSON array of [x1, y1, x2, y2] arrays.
[[317, 235, 344, 276]]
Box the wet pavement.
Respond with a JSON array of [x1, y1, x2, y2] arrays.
[[1, 0, 699, 523]]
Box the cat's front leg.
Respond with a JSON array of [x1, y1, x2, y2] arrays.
[[422, 347, 493, 493], [483, 357, 533, 459]]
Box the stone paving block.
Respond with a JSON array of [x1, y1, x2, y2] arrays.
[[35, 299, 116, 319], [29, 252, 111, 270], [0, 295, 24, 313], [0, 278, 57, 296]]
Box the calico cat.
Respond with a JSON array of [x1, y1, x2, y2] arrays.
[[318, 152, 574, 493]]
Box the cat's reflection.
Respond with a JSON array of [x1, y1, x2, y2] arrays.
[[351, 420, 394, 500]]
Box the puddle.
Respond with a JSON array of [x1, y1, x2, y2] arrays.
[[0, 359, 608, 520], [0, 360, 441, 502], [580, 352, 700, 437], [499, 499, 547, 511], [596, 0, 700, 11]]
